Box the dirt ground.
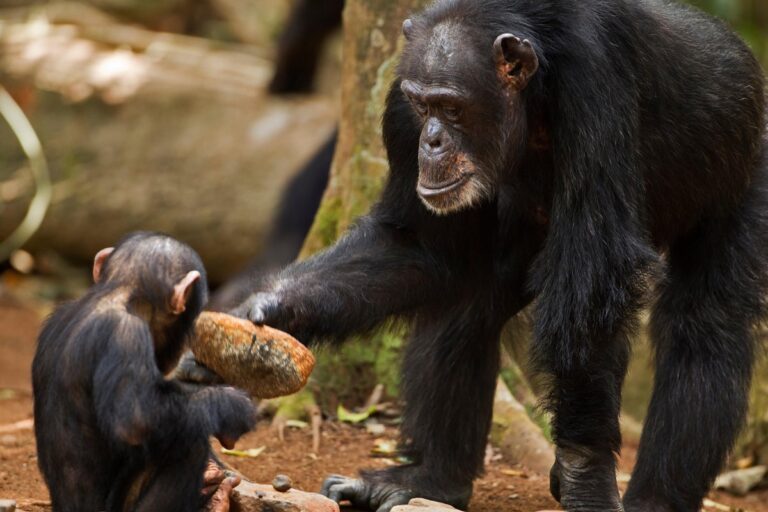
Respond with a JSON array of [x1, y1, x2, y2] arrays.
[[1, 296, 767, 512]]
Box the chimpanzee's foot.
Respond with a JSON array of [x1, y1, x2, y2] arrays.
[[549, 445, 623, 512], [320, 471, 472, 512], [321, 475, 414, 512]]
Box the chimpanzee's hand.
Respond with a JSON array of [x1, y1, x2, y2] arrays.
[[230, 292, 286, 327], [172, 351, 225, 386], [321, 475, 414, 512], [203, 460, 241, 512], [214, 387, 257, 449]]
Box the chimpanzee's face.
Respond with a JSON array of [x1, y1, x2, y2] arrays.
[[400, 20, 539, 215]]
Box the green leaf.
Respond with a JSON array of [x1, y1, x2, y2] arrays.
[[337, 404, 377, 424], [221, 446, 266, 458]]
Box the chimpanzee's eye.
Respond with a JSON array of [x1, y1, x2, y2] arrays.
[[443, 106, 462, 123], [411, 99, 428, 117]]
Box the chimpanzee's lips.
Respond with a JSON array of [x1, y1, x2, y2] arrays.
[[417, 174, 471, 198]]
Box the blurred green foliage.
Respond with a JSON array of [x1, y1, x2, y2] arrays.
[[688, 0, 768, 66]]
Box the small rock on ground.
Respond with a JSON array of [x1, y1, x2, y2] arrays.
[[231, 481, 339, 512], [0, 499, 16, 512], [714, 466, 767, 496], [272, 474, 293, 492]]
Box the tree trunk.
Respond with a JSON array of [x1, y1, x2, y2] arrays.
[[300, 0, 428, 257], [295, 0, 429, 409]]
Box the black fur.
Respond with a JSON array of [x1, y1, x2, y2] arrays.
[[269, 0, 344, 94], [236, 1, 768, 510], [33, 232, 256, 512]]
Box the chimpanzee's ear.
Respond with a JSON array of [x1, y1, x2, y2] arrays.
[[171, 270, 201, 315], [494, 33, 539, 90], [93, 247, 114, 283], [403, 18, 414, 40]]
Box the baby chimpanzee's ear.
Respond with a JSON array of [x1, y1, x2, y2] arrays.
[[93, 247, 115, 283], [171, 271, 201, 315]]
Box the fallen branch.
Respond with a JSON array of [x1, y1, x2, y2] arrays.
[[0, 84, 51, 262], [0, 5, 274, 103]]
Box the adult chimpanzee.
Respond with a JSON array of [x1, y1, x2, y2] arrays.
[[33, 232, 256, 512], [234, 0, 768, 510]]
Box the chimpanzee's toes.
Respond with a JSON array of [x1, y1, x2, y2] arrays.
[[320, 474, 412, 511], [320, 474, 363, 503]]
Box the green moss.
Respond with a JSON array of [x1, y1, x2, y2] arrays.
[[302, 196, 343, 257], [310, 326, 405, 409], [500, 365, 552, 442]]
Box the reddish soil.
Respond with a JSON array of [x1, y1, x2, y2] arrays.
[[0, 297, 766, 512]]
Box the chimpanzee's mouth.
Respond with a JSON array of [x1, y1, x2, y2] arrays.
[[417, 174, 471, 198]]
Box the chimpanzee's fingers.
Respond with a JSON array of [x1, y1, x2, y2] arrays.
[[323, 476, 376, 508], [172, 351, 224, 385], [203, 460, 226, 487], [246, 292, 280, 325], [320, 474, 356, 499], [201, 484, 219, 497], [206, 476, 240, 512]]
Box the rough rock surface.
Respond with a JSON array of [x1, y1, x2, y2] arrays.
[[192, 312, 315, 398], [231, 481, 339, 512], [391, 498, 459, 511]]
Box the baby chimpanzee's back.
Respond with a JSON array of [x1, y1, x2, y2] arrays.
[[33, 232, 255, 512]]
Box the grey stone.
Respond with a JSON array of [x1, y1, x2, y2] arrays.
[[272, 474, 292, 492], [714, 466, 767, 496], [231, 481, 339, 512]]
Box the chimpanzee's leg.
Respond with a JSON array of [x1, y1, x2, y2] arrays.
[[269, 0, 344, 94], [624, 179, 768, 511], [128, 437, 210, 512], [544, 333, 630, 512], [321, 303, 504, 511]]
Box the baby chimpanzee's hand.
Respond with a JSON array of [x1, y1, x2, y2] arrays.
[[214, 387, 256, 449], [172, 351, 225, 386]]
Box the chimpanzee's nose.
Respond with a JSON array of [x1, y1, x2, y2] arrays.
[[422, 119, 447, 155]]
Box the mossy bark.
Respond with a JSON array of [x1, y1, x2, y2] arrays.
[[296, 0, 427, 407], [300, 0, 427, 257]]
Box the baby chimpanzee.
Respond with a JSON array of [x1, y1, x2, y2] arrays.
[[32, 232, 256, 512]]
